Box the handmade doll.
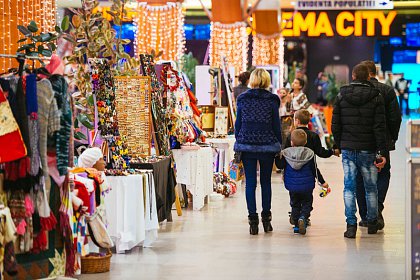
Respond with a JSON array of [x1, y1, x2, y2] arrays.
[[72, 147, 111, 274]]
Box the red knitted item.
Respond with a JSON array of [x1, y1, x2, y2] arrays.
[[40, 212, 57, 231], [32, 231, 48, 253], [74, 181, 90, 210], [0, 90, 27, 163]]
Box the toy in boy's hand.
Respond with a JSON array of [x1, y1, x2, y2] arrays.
[[319, 183, 331, 197]]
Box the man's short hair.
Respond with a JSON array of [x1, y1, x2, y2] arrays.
[[294, 109, 311, 125], [291, 129, 307, 147], [361, 60, 376, 75], [352, 64, 369, 81]]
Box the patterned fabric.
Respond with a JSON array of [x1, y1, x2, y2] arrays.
[[0, 89, 27, 163], [37, 79, 61, 194], [49, 75, 72, 176], [234, 88, 281, 153]]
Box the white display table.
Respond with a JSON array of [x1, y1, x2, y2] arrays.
[[207, 137, 236, 174], [105, 173, 159, 253], [172, 146, 213, 210]]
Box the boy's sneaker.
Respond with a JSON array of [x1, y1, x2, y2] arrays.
[[289, 216, 297, 226], [298, 217, 307, 235], [293, 226, 299, 234]]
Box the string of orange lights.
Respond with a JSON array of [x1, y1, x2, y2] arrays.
[[133, 2, 185, 61], [0, 0, 56, 73], [209, 21, 248, 74]]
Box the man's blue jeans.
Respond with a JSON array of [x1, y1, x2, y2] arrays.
[[342, 150, 378, 225], [242, 156, 274, 216], [356, 151, 391, 221]]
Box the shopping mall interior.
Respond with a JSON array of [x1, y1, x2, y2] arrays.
[[0, 0, 419, 279]]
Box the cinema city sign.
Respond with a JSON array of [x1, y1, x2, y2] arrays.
[[281, 11, 397, 37]]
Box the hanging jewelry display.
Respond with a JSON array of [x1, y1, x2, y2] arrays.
[[89, 58, 128, 169], [140, 54, 170, 156], [114, 76, 152, 157]]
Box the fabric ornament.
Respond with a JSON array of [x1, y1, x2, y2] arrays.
[[0, 89, 27, 163], [77, 147, 103, 168], [46, 54, 65, 75]]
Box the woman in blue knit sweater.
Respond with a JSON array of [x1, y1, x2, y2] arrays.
[[234, 68, 282, 235]]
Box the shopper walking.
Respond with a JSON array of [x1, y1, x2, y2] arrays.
[[332, 63, 387, 238], [284, 109, 339, 192], [356, 61, 402, 230], [234, 68, 282, 235], [233, 71, 250, 101], [395, 73, 410, 115], [276, 129, 325, 235]]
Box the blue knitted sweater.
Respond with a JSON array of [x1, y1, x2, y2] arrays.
[[234, 88, 282, 153]]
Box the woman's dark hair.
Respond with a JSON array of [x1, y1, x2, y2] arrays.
[[238, 72, 251, 85], [296, 77, 305, 89]]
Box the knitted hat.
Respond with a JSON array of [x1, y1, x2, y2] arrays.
[[78, 147, 103, 168]]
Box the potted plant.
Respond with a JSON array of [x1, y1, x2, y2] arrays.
[[323, 73, 341, 134]]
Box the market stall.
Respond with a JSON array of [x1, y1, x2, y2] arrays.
[[172, 146, 213, 211], [105, 171, 158, 253]]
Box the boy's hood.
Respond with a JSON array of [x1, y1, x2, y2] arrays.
[[282, 147, 314, 170]]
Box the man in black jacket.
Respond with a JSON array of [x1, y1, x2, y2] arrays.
[[332, 63, 387, 238], [356, 61, 402, 230]]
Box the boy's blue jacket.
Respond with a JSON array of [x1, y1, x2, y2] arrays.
[[280, 147, 317, 193]]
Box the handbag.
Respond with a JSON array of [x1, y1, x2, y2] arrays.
[[86, 211, 114, 249]]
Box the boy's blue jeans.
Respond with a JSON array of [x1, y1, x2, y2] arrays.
[[242, 156, 274, 216], [341, 150, 378, 225]]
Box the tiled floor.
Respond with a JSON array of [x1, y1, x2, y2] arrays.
[[81, 129, 407, 280]]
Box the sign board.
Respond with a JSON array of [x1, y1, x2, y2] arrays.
[[407, 158, 420, 280], [407, 120, 420, 153], [281, 11, 397, 37], [296, 0, 394, 10]]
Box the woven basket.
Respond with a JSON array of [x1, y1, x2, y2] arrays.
[[81, 250, 112, 274]]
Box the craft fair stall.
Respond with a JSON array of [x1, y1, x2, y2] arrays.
[[208, 137, 235, 173], [104, 171, 158, 253], [172, 147, 213, 211]]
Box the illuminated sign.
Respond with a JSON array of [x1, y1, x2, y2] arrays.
[[281, 11, 397, 37], [296, 0, 394, 10]]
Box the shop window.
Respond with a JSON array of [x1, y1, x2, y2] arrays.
[[324, 64, 349, 85]]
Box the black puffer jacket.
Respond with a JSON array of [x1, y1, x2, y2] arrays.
[[332, 81, 386, 154], [369, 78, 402, 151]]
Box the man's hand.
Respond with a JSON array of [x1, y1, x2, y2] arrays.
[[375, 156, 387, 171], [333, 149, 341, 157]]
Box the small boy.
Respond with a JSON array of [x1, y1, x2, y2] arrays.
[[276, 129, 325, 235], [284, 109, 339, 191]]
